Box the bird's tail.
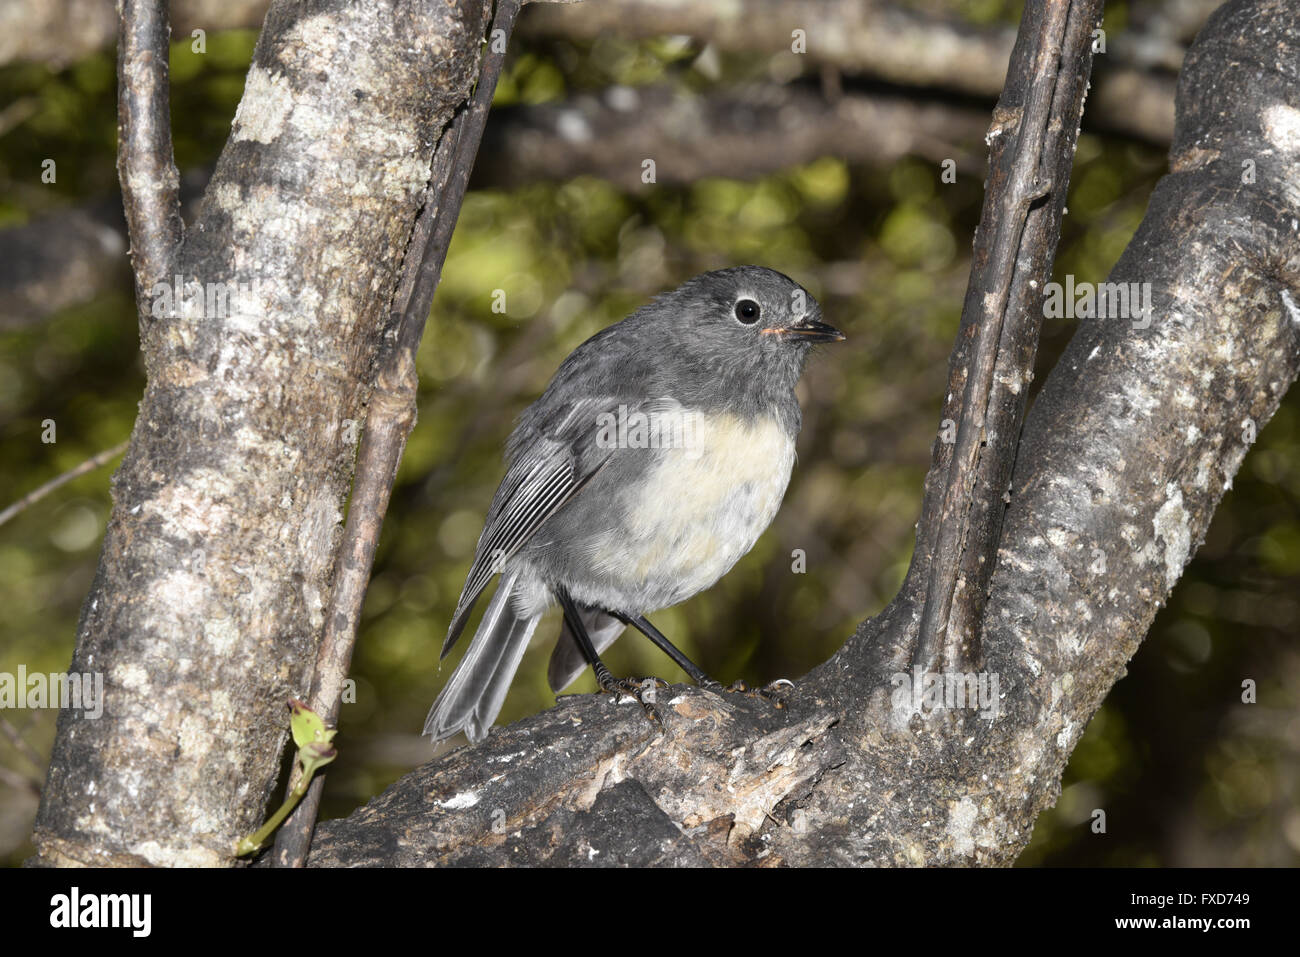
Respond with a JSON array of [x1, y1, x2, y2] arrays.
[[424, 571, 540, 744]]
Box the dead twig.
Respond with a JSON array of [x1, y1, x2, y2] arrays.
[[0, 440, 128, 528], [116, 0, 183, 303], [913, 0, 1101, 669]]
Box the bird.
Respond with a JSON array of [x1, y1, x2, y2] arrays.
[[424, 265, 845, 744]]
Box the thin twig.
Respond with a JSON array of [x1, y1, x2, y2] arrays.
[[0, 715, 47, 774], [913, 0, 1073, 669], [270, 0, 524, 868], [0, 763, 41, 798], [0, 97, 39, 138], [116, 0, 183, 298], [0, 440, 128, 528]]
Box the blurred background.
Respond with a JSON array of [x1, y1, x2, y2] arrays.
[[1, 0, 1296, 867]]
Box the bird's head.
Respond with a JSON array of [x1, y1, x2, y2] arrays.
[[660, 266, 844, 393]]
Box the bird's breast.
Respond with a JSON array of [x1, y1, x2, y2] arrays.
[[591, 411, 796, 605]]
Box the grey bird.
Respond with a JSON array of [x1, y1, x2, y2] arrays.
[[424, 265, 844, 744]]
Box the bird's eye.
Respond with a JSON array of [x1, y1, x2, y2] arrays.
[[734, 299, 761, 324]]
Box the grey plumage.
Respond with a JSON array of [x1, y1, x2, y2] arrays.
[[422, 570, 540, 744], [424, 265, 843, 744]]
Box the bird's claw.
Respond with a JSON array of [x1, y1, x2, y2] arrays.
[[598, 674, 668, 729], [701, 677, 793, 709]]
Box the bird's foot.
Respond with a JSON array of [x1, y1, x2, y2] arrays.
[[596, 669, 669, 730], [700, 677, 793, 709]]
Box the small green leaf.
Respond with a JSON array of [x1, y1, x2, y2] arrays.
[[289, 698, 329, 749], [235, 700, 339, 857]]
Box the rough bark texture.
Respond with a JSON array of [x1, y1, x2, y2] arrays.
[[302, 0, 1300, 866], [31, 0, 488, 867], [273, 0, 522, 867]]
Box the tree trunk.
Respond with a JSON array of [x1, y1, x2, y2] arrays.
[[31, 0, 489, 867]]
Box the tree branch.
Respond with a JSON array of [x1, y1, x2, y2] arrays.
[[477, 82, 991, 189], [115, 0, 183, 304], [913, 0, 1099, 669]]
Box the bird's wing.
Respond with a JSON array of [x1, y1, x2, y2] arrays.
[[440, 395, 616, 658]]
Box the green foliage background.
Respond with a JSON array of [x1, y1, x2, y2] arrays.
[[0, 3, 1296, 867]]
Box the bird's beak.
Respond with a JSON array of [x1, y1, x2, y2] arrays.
[[761, 318, 846, 342]]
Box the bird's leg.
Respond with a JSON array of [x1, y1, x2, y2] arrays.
[[555, 587, 666, 730], [612, 612, 712, 684], [615, 612, 791, 709]]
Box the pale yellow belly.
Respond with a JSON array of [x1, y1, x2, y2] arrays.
[[589, 412, 795, 607]]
